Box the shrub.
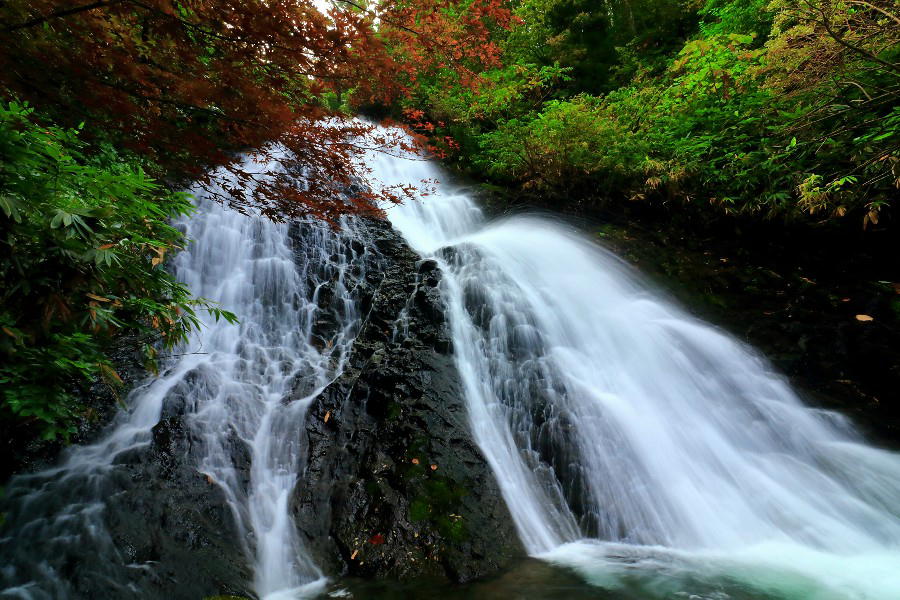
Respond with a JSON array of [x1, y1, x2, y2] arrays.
[[0, 101, 235, 440]]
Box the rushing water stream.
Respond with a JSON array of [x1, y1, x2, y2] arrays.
[[3, 137, 900, 599], [378, 148, 900, 600]]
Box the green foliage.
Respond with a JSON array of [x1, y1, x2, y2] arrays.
[[408, 0, 900, 227], [700, 0, 773, 38], [0, 101, 236, 440], [506, 0, 700, 93], [476, 96, 645, 195]]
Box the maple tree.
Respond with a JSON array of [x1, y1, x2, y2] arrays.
[[0, 0, 515, 443], [0, 0, 514, 222]]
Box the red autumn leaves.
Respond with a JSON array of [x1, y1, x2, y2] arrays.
[[0, 0, 515, 220]]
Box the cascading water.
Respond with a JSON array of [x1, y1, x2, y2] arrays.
[[375, 147, 900, 599], [0, 158, 377, 599], [3, 130, 900, 600]]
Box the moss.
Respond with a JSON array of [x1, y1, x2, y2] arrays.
[[386, 400, 402, 420], [364, 478, 382, 498], [409, 498, 430, 522], [408, 477, 470, 541], [423, 479, 463, 506], [435, 514, 466, 542], [704, 293, 729, 309]]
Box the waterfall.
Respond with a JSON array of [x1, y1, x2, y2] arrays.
[[376, 148, 900, 599], [0, 158, 376, 599], [3, 132, 900, 600]]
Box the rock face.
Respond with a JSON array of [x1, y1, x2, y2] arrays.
[[96, 416, 255, 599], [294, 220, 523, 582], [0, 413, 254, 600]]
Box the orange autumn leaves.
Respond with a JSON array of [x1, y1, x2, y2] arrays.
[[0, 0, 514, 221]]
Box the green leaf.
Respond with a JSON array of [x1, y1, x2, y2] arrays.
[[0, 195, 22, 223]]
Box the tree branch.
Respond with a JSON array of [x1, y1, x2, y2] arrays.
[[332, 0, 423, 36], [803, 0, 900, 76], [2, 0, 124, 33], [848, 0, 900, 26]]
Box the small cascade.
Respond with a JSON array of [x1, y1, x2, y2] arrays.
[[0, 159, 378, 599]]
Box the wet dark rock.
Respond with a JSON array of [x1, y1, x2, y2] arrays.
[[0, 334, 148, 481], [2, 217, 522, 596], [294, 220, 523, 583], [0, 413, 255, 600], [96, 416, 254, 599]]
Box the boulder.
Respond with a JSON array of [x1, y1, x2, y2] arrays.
[[294, 221, 523, 582]]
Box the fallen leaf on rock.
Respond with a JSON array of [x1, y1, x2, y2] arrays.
[[350, 550, 358, 560], [324, 410, 331, 423], [855, 314, 874, 322], [369, 534, 385, 545]]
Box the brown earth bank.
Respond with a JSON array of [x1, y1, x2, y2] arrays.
[[477, 188, 900, 448]]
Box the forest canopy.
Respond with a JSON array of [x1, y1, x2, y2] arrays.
[[407, 0, 900, 228], [1, 0, 514, 220]]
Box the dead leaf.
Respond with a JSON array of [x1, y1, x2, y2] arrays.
[[855, 314, 874, 322], [99, 363, 123, 385], [324, 410, 331, 423], [863, 210, 880, 229], [350, 550, 359, 560]]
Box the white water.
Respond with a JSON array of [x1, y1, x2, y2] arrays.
[[3, 136, 900, 600], [375, 148, 900, 599], [0, 158, 376, 599]]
